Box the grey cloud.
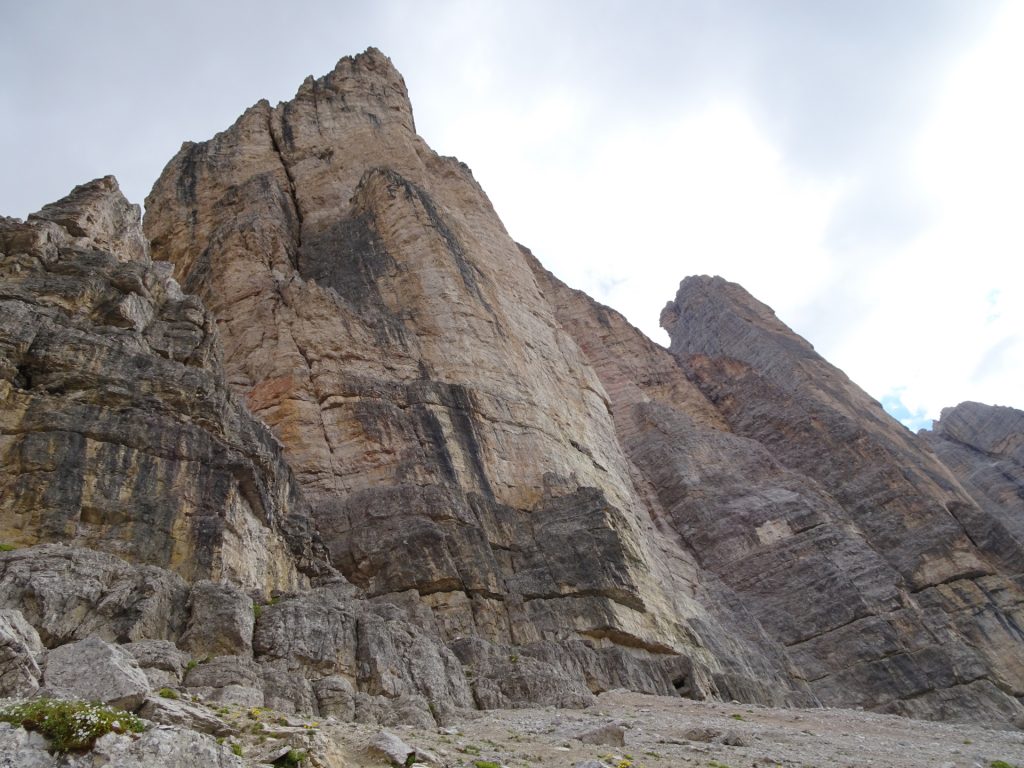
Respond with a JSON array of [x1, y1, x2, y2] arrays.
[[0, 0, 1005, 251]]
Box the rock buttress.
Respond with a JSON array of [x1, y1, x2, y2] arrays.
[[0, 177, 328, 595], [143, 48, 740, 701], [661, 275, 1024, 725]]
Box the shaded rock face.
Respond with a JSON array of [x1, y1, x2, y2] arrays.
[[143, 47, 743, 696], [660, 275, 1024, 722], [922, 402, 1024, 572], [0, 177, 327, 594]]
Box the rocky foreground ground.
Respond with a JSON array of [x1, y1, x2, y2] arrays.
[[6, 688, 1020, 768], [334, 691, 1024, 768]]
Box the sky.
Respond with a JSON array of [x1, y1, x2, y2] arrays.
[[2, 1, 1021, 430]]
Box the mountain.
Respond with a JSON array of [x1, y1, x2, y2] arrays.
[[0, 47, 1021, 765]]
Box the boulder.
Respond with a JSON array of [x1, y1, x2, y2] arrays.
[[180, 580, 255, 658], [365, 729, 442, 766], [577, 722, 626, 747], [138, 695, 233, 736], [0, 723, 56, 768], [71, 726, 245, 767], [43, 635, 150, 711], [123, 639, 190, 689], [0, 546, 188, 647], [0, 608, 43, 697]]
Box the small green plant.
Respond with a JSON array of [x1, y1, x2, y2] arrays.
[[186, 659, 199, 671], [230, 742, 243, 756], [0, 698, 145, 753], [253, 603, 263, 619], [275, 749, 307, 767], [157, 687, 179, 699], [991, 761, 1018, 768], [0, 543, 17, 551], [459, 744, 482, 755], [473, 762, 501, 768], [709, 761, 733, 768], [730, 713, 744, 720]]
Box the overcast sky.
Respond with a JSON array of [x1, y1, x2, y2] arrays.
[[2, 1, 1021, 429]]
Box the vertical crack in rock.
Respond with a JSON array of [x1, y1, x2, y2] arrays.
[[268, 109, 304, 270]]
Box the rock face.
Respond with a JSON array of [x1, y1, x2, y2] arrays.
[[0, 46, 1022, 748], [660, 275, 1024, 722], [143, 46, 768, 703], [0, 177, 327, 595], [922, 401, 1024, 571]]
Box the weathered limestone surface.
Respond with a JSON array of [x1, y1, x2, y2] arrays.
[[922, 401, 1024, 572], [0, 545, 189, 646], [143, 47, 745, 698], [43, 635, 151, 711], [0, 177, 328, 595], [661, 275, 1024, 723], [0, 608, 42, 697]]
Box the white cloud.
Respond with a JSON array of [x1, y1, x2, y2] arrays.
[[824, 0, 1024, 423], [445, 100, 844, 345]]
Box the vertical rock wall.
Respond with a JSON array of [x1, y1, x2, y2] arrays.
[[0, 177, 325, 596], [143, 48, 760, 700], [661, 275, 1024, 722]]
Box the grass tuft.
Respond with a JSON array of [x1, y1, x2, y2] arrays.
[[0, 698, 145, 753]]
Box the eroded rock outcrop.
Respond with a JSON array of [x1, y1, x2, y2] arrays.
[[0, 177, 326, 594], [661, 275, 1024, 723], [922, 401, 1024, 570]]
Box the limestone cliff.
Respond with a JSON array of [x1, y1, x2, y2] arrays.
[[661, 275, 1024, 722], [0, 177, 325, 594], [0, 47, 1021, 746], [922, 401, 1024, 575], [143, 47, 797, 705]]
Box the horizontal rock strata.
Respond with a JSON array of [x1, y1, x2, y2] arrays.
[[0, 177, 327, 595]]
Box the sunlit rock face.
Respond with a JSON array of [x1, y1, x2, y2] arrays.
[[0, 177, 325, 596], [661, 275, 1024, 723], [143, 48, 800, 702], [143, 48, 1024, 724]]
